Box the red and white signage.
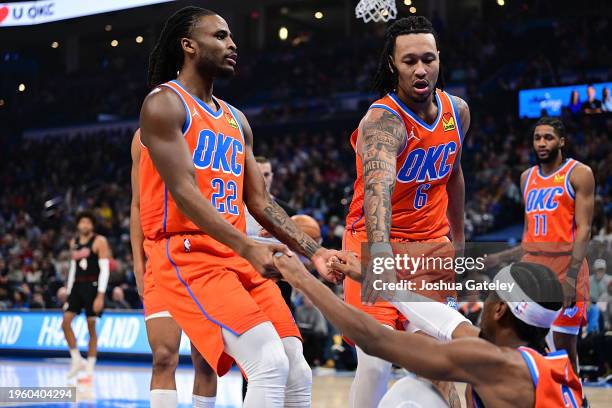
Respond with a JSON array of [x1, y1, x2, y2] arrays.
[[0, 0, 173, 27]]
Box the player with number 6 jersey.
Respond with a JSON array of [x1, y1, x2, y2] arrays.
[[342, 16, 470, 408]]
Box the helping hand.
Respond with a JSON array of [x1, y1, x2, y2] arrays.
[[241, 240, 292, 280], [272, 251, 310, 288], [328, 251, 362, 282], [312, 247, 345, 284]]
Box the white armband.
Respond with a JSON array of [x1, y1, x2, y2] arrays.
[[66, 260, 76, 295], [97, 259, 110, 293], [391, 301, 470, 342]]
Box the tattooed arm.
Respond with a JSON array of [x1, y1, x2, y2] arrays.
[[358, 108, 406, 244], [234, 108, 341, 282], [357, 109, 406, 302]]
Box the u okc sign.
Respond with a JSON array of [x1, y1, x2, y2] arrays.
[[0, 0, 173, 27]]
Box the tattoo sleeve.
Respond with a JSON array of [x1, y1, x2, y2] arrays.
[[258, 197, 321, 258], [361, 110, 405, 243]]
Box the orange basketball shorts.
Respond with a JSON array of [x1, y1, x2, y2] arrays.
[[522, 252, 589, 334], [146, 233, 301, 376], [142, 239, 171, 319], [343, 230, 457, 334]]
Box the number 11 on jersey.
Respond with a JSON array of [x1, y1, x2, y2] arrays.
[[533, 214, 547, 236]]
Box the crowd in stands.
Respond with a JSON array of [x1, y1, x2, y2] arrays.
[[1, 10, 611, 370]]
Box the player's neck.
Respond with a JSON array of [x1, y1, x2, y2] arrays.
[[79, 232, 93, 242], [396, 88, 437, 124], [538, 155, 564, 176], [492, 328, 526, 349], [176, 69, 214, 105]]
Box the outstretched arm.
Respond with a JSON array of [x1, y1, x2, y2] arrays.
[[330, 250, 478, 341], [274, 253, 507, 386], [234, 108, 341, 282]]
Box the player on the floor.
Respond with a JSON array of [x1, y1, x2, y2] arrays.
[[343, 16, 469, 407], [62, 211, 110, 380], [487, 117, 594, 374], [139, 7, 337, 407], [274, 253, 583, 407], [130, 130, 217, 408]]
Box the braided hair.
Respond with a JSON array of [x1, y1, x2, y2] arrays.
[[372, 16, 442, 96], [147, 6, 216, 88]]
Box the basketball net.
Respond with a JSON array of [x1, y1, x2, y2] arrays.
[[355, 0, 397, 23]]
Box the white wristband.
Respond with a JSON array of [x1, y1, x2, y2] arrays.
[[97, 259, 110, 293]]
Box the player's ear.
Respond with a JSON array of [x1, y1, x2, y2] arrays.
[[493, 301, 508, 321], [181, 37, 196, 56], [559, 136, 565, 148]]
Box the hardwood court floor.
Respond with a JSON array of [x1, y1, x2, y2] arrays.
[[0, 358, 609, 407]]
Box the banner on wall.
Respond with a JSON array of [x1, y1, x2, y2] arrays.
[[0, 310, 192, 356], [518, 82, 612, 118], [0, 0, 173, 27]]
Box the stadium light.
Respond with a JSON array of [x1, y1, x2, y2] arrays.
[[51, 41, 59, 49], [314, 11, 323, 19], [404, 0, 412, 5], [279, 27, 288, 41], [409, 6, 417, 13], [105, 24, 112, 32], [18, 84, 25, 92], [497, 0, 505, 5], [135, 36, 144, 44], [111, 40, 119, 47]]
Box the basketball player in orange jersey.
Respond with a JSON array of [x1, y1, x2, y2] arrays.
[[138, 7, 337, 407], [278, 252, 582, 407], [130, 130, 217, 408], [343, 16, 470, 407], [487, 117, 595, 377]]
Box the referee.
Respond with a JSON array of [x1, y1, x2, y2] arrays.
[[61, 211, 111, 380]]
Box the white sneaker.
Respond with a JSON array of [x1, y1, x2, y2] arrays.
[[67, 359, 86, 379]]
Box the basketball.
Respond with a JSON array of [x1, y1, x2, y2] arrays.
[[291, 214, 321, 241]]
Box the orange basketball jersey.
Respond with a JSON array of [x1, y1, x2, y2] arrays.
[[471, 347, 582, 407], [518, 347, 582, 407], [139, 80, 246, 242], [522, 158, 581, 248], [346, 89, 463, 240]]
